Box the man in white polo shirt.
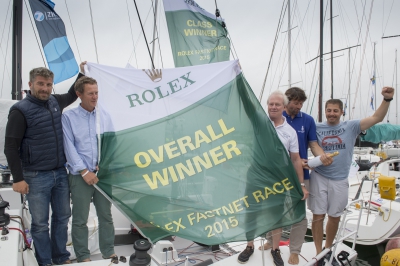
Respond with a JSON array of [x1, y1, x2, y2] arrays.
[[238, 90, 307, 266]]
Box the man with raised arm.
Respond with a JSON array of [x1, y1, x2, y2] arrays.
[[4, 64, 85, 266], [310, 87, 395, 266]]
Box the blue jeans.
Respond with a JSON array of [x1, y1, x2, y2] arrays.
[[24, 167, 71, 266]]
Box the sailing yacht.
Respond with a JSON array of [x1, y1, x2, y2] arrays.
[[7, 0, 400, 265]]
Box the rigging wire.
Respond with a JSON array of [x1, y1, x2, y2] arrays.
[[337, 0, 357, 46], [268, 6, 288, 93], [382, 0, 395, 36], [305, 52, 320, 113], [156, 1, 164, 68], [306, 0, 330, 114], [303, 0, 318, 108], [212, 1, 239, 61], [293, 2, 306, 88], [308, 77, 319, 116], [0, 0, 12, 96], [133, 0, 155, 69], [335, 1, 354, 99], [23, 0, 46, 67], [227, 35, 239, 61], [359, 1, 383, 116], [336, 0, 351, 98], [128, 4, 153, 64], [386, 55, 396, 122], [302, 0, 328, 113], [64, 0, 81, 63], [380, 0, 394, 88], [275, 0, 296, 90], [277, 1, 296, 89], [267, 0, 314, 100], [293, 0, 313, 90], [125, 0, 138, 68], [1, 9, 12, 98], [213, 0, 222, 62], [23, 0, 49, 92], [151, 0, 164, 68], [159, 7, 173, 67], [258, 0, 287, 101], [88, 0, 99, 63], [225, 28, 239, 61], [335, 0, 364, 108], [345, 0, 367, 119], [277, 0, 313, 92], [351, 0, 374, 120]]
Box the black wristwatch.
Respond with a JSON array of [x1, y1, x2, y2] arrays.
[[384, 98, 393, 102]]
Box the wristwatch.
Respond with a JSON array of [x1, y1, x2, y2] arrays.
[[384, 98, 393, 102], [300, 183, 306, 187]]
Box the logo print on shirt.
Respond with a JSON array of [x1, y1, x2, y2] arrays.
[[321, 136, 346, 151], [298, 126, 305, 133]]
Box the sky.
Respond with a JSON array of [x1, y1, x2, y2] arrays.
[[0, 0, 399, 123]]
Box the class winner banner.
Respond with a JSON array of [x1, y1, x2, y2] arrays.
[[86, 60, 305, 245], [163, 0, 230, 67]]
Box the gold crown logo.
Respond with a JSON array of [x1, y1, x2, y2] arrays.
[[143, 69, 162, 83]]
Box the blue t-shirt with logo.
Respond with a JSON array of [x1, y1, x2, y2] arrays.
[[283, 111, 317, 180], [315, 120, 361, 180]]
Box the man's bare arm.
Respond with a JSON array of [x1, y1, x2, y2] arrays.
[[309, 141, 324, 156], [309, 141, 333, 166], [360, 87, 394, 131]]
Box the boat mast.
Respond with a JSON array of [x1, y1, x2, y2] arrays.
[[288, 0, 291, 88], [318, 0, 323, 122], [12, 0, 23, 100]]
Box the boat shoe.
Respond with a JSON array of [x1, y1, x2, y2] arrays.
[[237, 246, 254, 264]]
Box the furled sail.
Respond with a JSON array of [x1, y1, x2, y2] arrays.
[[163, 0, 230, 67], [28, 0, 78, 84], [361, 124, 400, 143], [86, 60, 304, 244]]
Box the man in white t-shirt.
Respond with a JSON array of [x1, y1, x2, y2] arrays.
[[238, 91, 307, 266]]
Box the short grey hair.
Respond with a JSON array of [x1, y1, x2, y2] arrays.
[[29, 67, 54, 83], [267, 90, 289, 106]]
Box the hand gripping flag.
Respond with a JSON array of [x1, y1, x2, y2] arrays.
[[29, 0, 78, 84], [86, 60, 305, 245]]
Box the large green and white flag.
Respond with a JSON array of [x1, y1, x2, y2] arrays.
[[163, 0, 230, 67], [86, 60, 305, 245]]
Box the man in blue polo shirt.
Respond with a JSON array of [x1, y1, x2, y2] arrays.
[[259, 87, 332, 265]]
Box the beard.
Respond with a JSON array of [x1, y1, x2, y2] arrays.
[[32, 89, 50, 100]]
